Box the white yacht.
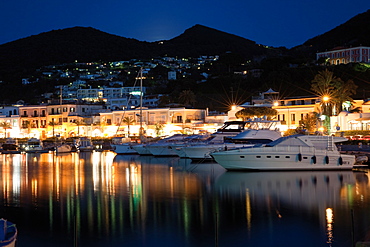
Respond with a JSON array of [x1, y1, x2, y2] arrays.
[[23, 138, 49, 153], [111, 137, 138, 155], [145, 134, 190, 156], [180, 120, 281, 161], [211, 135, 356, 171]]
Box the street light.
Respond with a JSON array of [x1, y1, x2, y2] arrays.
[[320, 95, 331, 134]]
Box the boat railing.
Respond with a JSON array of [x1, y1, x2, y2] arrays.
[[236, 145, 337, 154]]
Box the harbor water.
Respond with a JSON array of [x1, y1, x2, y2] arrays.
[[0, 151, 370, 246]]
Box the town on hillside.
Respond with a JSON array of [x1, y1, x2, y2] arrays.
[[1, 46, 370, 142]]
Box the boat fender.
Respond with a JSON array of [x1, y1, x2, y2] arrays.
[[311, 155, 317, 164], [325, 156, 329, 164], [338, 157, 343, 165], [298, 153, 302, 161]]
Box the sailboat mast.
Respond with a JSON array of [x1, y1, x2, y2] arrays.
[[139, 68, 143, 140]]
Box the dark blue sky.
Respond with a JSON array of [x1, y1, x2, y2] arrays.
[[1, 0, 370, 48]]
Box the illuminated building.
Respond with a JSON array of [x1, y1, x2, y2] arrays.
[[100, 107, 207, 137], [316, 46, 370, 65]]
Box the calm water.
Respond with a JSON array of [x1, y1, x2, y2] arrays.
[[0, 152, 370, 247]]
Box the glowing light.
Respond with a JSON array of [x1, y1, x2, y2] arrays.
[[323, 96, 330, 102], [326, 208, 334, 244], [273, 101, 279, 107]]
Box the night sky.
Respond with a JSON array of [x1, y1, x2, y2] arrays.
[[1, 0, 370, 48]]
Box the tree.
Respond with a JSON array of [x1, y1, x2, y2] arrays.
[[122, 116, 135, 136], [311, 69, 357, 116], [311, 69, 357, 133], [74, 119, 86, 136], [0, 122, 11, 138], [154, 123, 164, 137], [331, 79, 357, 114], [49, 120, 58, 140], [22, 120, 32, 137], [235, 107, 277, 120], [300, 112, 318, 133], [178, 90, 196, 107]]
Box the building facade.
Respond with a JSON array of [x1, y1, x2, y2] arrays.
[[316, 46, 370, 65]]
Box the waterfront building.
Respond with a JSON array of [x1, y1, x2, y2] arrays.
[[0, 106, 20, 138], [272, 95, 319, 132], [19, 105, 48, 138], [46, 103, 106, 138], [100, 107, 208, 137]]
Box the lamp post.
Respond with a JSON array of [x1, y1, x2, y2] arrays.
[[319, 95, 330, 135]]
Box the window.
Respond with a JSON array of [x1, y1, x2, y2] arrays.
[[256, 156, 261, 158], [285, 156, 290, 158], [63, 107, 68, 112], [275, 156, 280, 158], [70, 107, 75, 112], [291, 114, 295, 123]]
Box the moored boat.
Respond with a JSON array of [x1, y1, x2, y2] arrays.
[[77, 137, 94, 152], [0, 218, 17, 247], [23, 138, 49, 153], [212, 135, 356, 171], [181, 120, 282, 161], [111, 137, 138, 155], [1, 138, 21, 154], [55, 143, 72, 154]]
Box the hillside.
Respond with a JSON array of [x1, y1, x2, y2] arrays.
[[158, 24, 271, 58], [290, 9, 370, 59], [0, 25, 273, 83], [0, 27, 154, 82]]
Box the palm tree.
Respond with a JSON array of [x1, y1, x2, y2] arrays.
[[331, 79, 357, 114], [0, 122, 11, 138], [22, 120, 32, 137], [311, 69, 357, 115], [179, 90, 196, 107], [74, 119, 85, 136], [311, 69, 357, 133], [311, 69, 338, 116], [122, 116, 135, 137], [49, 120, 58, 140]]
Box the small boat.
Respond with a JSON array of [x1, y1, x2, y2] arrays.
[[1, 138, 21, 154], [77, 137, 94, 152], [23, 138, 49, 153], [111, 137, 138, 155], [0, 218, 17, 247], [212, 134, 356, 171], [55, 143, 72, 154]]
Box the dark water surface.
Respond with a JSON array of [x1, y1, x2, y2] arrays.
[[0, 152, 370, 247]]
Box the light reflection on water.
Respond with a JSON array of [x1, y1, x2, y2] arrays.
[[0, 152, 369, 246]]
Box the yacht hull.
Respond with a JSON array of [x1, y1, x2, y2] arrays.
[[212, 147, 356, 171]]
